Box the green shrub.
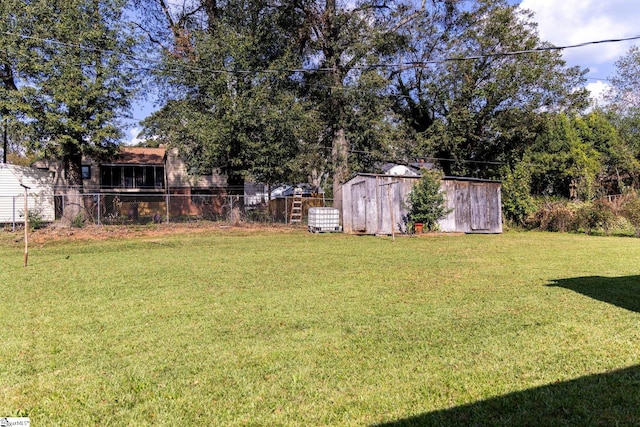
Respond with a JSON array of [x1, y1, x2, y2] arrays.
[[71, 213, 85, 228], [28, 211, 46, 231], [500, 163, 535, 226], [528, 200, 578, 232], [622, 193, 640, 237], [576, 199, 616, 235], [406, 170, 451, 231]]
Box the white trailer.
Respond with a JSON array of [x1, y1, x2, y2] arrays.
[[0, 164, 55, 224]]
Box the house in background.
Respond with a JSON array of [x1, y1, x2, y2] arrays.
[[33, 146, 229, 221], [0, 163, 55, 224], [341, 173, 502, 235], [163, 147, 228, 219]]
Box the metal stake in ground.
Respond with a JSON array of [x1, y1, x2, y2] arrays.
[[20, 183, 30, 267]]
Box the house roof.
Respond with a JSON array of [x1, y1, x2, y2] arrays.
[[111, 147, 166, 165]]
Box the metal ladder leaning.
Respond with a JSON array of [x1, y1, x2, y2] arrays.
[[289, 187, 303, 223]]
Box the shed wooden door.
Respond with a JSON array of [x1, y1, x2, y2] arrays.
[[470, 184, 490, 231], [351, 181, 367, 232]]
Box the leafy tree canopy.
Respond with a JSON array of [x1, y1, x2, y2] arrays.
[[1, 0, 138, 188], [391, 0, 588, 177]]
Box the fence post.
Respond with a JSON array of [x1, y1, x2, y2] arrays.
[[97, 194, 101, 226], [285, 196, 288, 225], [166, 193, 170, 224], [12, 195, 16, 232]]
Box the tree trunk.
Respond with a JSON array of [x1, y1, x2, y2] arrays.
[[331, 127, 348, 212], [61, 152, 84, 225]]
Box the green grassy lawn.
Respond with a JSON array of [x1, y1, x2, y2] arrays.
[[1, 228, 639, 426]]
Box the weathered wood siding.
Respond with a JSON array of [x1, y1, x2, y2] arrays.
[[440, 179, 502, 233], [342, 174, 502, 234]]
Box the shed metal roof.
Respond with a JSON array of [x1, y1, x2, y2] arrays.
[[348, 173, 501, 184]]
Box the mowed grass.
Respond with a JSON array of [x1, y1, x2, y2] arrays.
[[1, 229, 639, 426]]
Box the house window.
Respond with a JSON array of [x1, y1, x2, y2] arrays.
[[81, 165, 91, 180], [100, 165, 164, 189]]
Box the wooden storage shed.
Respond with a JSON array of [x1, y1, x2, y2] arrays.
[[341, 173, 502, 235]]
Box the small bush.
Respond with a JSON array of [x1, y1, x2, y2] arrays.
[[527, 200, 578, 232], [406, 170, 451, 231], [500, 164, 535, 226], [72, 213, 85, 228], [622, 194, 640, 237], [576, 199, 616, 235], [28, 211, 47, 231]]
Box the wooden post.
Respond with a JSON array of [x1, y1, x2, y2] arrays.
[[3, 117, 7, 164], [21, 183, 30, 267], [379, 180, 399, 241], [386, 184, 395, 241]]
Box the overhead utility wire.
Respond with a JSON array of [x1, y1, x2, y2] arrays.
[[4, 31, 640, 74], [347, 148, 505, 165]]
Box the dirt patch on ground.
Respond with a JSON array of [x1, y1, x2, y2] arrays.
[[23, 222, 301, 244]]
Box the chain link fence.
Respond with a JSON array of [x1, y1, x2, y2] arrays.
[[1, 193, 56, 231], [1, 192, 334, 230]]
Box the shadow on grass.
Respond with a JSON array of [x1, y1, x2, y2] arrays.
[[374, 365, 640, 426], [548, 275, 640, 313]]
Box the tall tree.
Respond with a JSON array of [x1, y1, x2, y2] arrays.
[[391, 0, 588, 177], [605, 46, 640, 160], [138, 0, 317, 194], [525, 113, 602, 200], [574, 110, 640, 193], [1, 0, 138, 220], [138, 0, 415, 204], [299, 0, 413, 206], [607, 46, 640, 114]]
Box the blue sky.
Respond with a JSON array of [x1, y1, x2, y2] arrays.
[[518, 0, 640, 100], [124, 0, 640, 144]]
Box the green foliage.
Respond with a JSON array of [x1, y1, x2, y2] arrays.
[[576, 199, 616, 235], [27, 211, 46, 231], [140, 0, 409, 196], [140, 0, 320, 189], [527, 114, 603, 200], [607, 46, 640, 117], [1, 0, 138, 187], [406, 170, 450, 231], [622, 193, 640, 237], [392, 0, 588, 177], [500, 163, 535, 226], [71, 213, 85, 229]]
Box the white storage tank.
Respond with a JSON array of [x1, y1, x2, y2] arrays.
[[307, 207, 341, 233]]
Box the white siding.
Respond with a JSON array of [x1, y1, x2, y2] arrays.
[[0, 164, 56, 223]]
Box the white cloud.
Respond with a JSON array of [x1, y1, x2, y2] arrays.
[[586, 80, 611, 106], [123, 127, 146, 146], [519, 0, 640, 101], [519, 0, 640, 73]]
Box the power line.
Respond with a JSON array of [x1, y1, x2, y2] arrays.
[[347, 148, 505, 165], [4, 30, 640, 75]]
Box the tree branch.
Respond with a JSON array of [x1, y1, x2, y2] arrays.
[[391, 0, 427, 32]]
